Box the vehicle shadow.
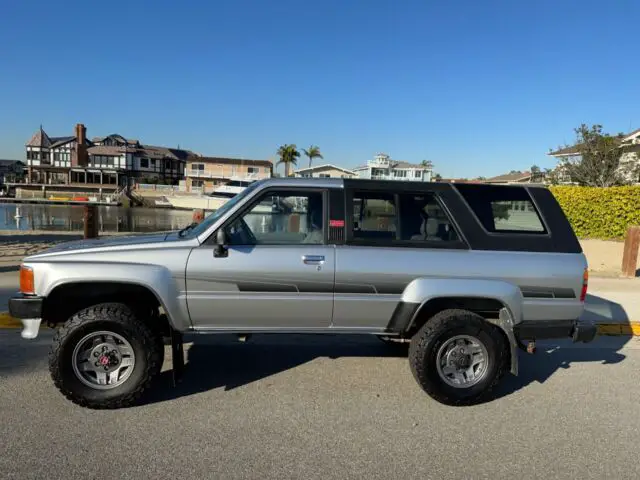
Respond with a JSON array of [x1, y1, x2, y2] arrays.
[[141, 335, 409, 405], [141, 293, 632, 406]]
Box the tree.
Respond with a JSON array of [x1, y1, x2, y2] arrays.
[[420, 160, 434, 170], [276, 144, 300, 177], [530, 164, 542, 182], [551, 124, 639, 187], [302, 145, 323, 168], [434, 173, 442, 181]]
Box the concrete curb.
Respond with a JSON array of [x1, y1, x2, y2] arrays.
[[1, 311, 639, 336]]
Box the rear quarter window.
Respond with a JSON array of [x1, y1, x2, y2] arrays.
[[454, 184, 546, 234]]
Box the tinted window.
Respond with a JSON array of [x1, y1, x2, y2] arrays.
[[455, 184, 546, 233], [350, 190, 459, 244], [226, 190, 324, 245]]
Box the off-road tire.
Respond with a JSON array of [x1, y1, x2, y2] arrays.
[[49, 302, 164, 409], [408, 309, 508, 406]]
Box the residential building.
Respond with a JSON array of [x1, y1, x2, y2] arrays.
[[483, 171, 538, 184], [293, 164, 357, 179], [0, 159, 25, 184], [24, 124, 191, 187], [548, 128, 640, 184], [185, 156, 273, 193], [352, 154, 433, 182]]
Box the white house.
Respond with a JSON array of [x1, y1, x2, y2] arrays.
[[294, 164, 357, 178], [352, 154, 433, 182], [548, 128, 640, 184]]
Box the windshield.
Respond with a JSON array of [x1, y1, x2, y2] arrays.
[[184, 180, 263, 239]]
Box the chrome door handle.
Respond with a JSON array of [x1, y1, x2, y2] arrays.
[[302, 255, 325, 265]]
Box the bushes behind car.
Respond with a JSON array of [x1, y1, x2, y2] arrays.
[[550, 185, 640, 240]]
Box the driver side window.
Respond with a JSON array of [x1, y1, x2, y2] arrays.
[[226, 190, 325, 245]]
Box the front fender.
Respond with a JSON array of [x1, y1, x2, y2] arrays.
[[26, 261, 191, 331]]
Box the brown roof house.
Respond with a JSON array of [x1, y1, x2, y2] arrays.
[[25, 124, 193, 187]]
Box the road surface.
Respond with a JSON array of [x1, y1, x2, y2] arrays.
[[1, 331, 639, 479]]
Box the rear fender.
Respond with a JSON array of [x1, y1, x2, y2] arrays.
[[392, 277, 523, 375]]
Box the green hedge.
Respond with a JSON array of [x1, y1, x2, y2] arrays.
[[549, 185, 640, 240]]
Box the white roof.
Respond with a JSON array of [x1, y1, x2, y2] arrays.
[[294, 163, 356, 175]]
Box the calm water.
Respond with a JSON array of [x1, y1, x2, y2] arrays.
[[0, 203, 195, 233]]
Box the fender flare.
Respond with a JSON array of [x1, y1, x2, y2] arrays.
[[387, 277, 522, 375], [30, 261, 191, 331]]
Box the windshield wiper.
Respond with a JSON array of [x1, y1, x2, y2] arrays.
[[178, 222, 199, 237]]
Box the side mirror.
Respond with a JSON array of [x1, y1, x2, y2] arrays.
[[214, 229, 228, 258]]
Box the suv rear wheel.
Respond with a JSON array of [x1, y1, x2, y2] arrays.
[[408, 309, 508, 406], [49, 303, 164, 409]]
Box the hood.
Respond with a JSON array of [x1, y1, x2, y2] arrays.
[[29, 232, 172, 257]]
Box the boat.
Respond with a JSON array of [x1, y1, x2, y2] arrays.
[[166, 179, 257, 211]]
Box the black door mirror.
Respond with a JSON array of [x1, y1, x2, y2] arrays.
[[214, 228, 228, 258]]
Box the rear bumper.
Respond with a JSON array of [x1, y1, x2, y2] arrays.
[[515, 319, 597, 343], [8, 295, 43, 339]]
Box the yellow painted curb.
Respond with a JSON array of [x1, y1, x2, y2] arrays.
[[1, 310, 639, 336], [598, 323, 640, 336], [0, 312, 22, 329]]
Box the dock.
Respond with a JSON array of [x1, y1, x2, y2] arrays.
[[0, 198, 121, 207]]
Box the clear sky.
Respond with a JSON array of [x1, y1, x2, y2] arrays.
[[1, 0, 638, 178]]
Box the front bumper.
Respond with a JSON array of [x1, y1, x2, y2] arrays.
[[8, 295, 43, 339]]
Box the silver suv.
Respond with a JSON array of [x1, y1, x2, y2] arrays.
[[9, 178, 596, 408]]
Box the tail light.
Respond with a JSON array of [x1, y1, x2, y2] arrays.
[[580, 268, 588, 302], [19, 265, 35, 295]]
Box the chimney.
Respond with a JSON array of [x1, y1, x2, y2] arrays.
[[73, 123, 88, 167]]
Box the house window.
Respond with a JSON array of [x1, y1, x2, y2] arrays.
[[166, 160, 172, 170], [393, 170, 407, 178], [192, 180, 204, 188], [248, 166, 259, 175], [140, 158, 149, 168], [414, 170, 422, 178], [319, 174, 330, 178], [190, 163, 205, 174]]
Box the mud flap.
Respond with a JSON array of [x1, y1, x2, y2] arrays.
[[171, 330, 184, 387], [487, 308, 519, 376]]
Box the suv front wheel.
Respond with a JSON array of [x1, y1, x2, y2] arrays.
[[49, 303, 164, 409], [409, 309, 508, 406]]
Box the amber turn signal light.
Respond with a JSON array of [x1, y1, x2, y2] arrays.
[[19, 265, 35, 295]]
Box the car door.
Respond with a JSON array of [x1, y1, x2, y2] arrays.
[[185, 187, 335, 330], [333, 185, 467, 329]]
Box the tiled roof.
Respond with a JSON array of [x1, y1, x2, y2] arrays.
[[0, 159, 24, 166], [49, 136, 76, 148], [187, 156, 273, 167], [26, 127, 52, 147], [88, 145, 124, 155], [484, 171, 532, 183]]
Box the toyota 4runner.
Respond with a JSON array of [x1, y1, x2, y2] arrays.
[[9, 178, 596, 408]]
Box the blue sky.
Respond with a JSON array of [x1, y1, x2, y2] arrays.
[[1, 0, 638, 178]]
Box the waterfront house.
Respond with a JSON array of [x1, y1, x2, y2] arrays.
[[24, 124, 191, 188], [293, 164, 357, 179], [0, 159, 25, 184], [352, 154, 433, 182], [184, 156, 273, 193]]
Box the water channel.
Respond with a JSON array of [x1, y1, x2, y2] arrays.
[[0, 203, 195, 233]]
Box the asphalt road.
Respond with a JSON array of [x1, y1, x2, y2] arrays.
[[1, 331, 640, 480]]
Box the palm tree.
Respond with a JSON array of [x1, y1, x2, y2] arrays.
[[302, 145, 323, 168], [276, 144, 300, 177]]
